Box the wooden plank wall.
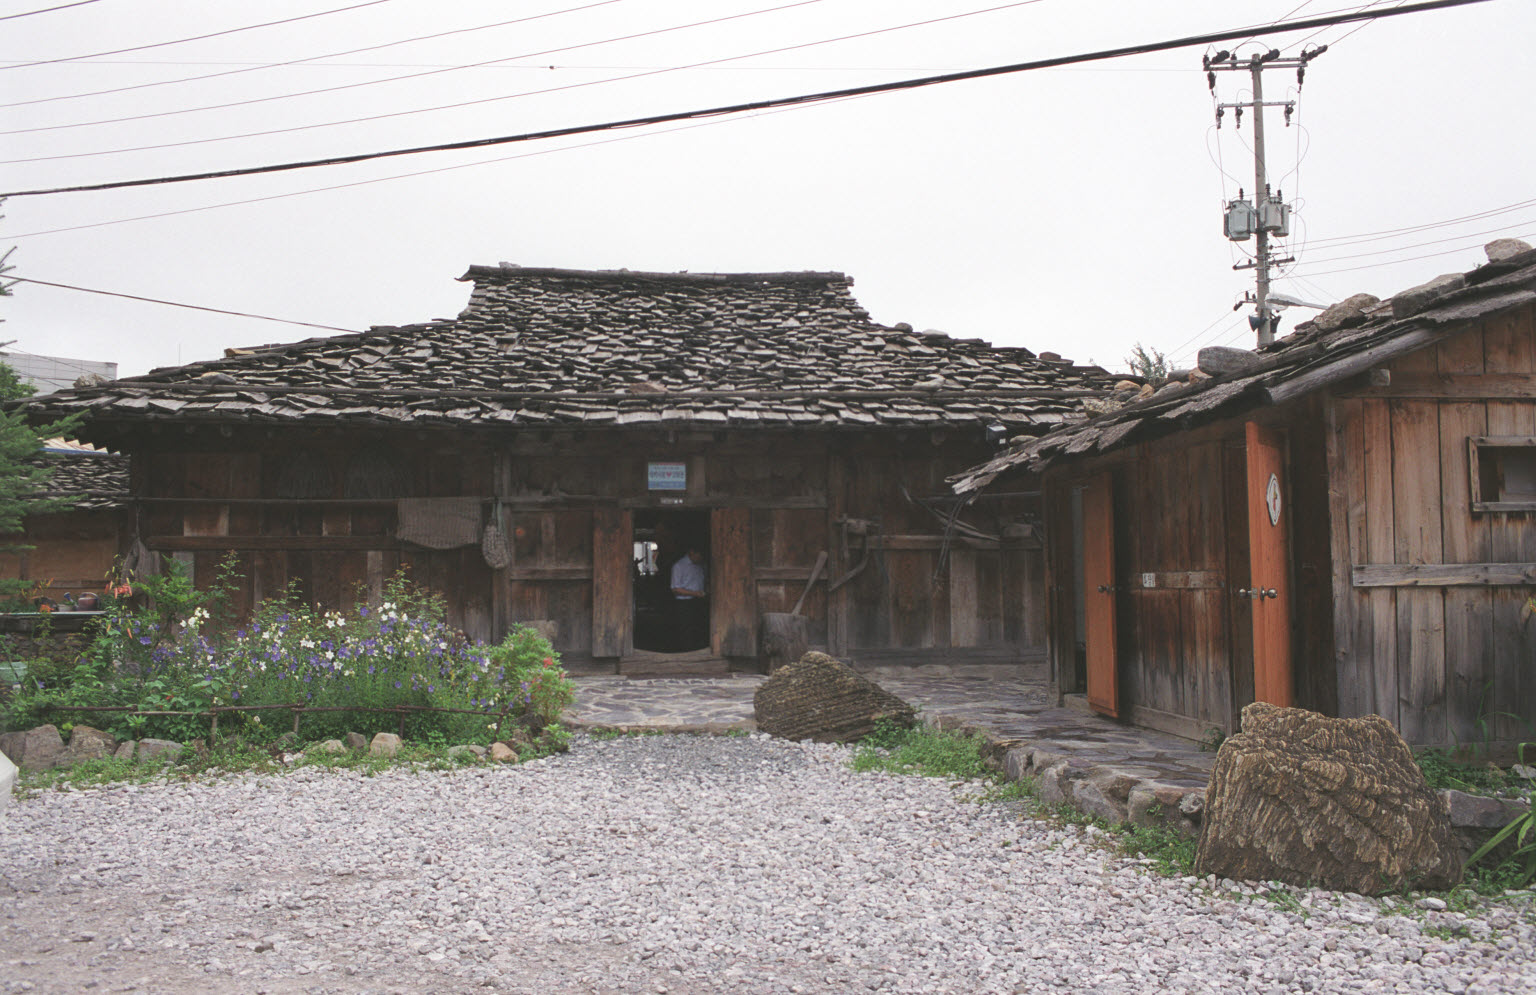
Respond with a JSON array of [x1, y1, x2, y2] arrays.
[[1330, 306, 1536, 747], [128, 428, 1049, 669]]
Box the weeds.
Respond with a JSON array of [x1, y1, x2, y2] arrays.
[[849, 719, 993, 781]]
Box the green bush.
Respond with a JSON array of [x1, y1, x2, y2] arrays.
[[3, 568, 577, 748]]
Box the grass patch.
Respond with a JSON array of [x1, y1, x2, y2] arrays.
[[849, 719, 993, 781]]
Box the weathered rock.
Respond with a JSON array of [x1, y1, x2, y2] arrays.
[[311, 739, 347, 755], [1390, 273, 1466, 319], [135, 738, 182, 762], [1308, 292, 1380, 334], [345, 731, 368, 751], [0, 725, 66, 772], [1440, 788, 1532, 864], [1128, 784, 1201, 836], [114, 740, 137, 760], [1194, 703, 1461, 894], [489, 742, 517, 763], [1486, 237, 1533, 263], [66, 725, 117, 763], [369, 732, 401, 757], [447, 744, 487, 761], [752, 651, 915, 743], [1196, 345, 1263, 377]]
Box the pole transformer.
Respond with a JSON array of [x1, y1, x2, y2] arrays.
[[1207, 44, 1326, 347]]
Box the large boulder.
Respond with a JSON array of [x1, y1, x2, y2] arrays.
[[66, 725, 117, 763], [0, 725, 66, 773], [1194, 703, 1462, 894], [752, 651, 916, 743]]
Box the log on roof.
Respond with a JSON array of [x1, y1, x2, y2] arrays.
[[950, 247, 1536, 495]]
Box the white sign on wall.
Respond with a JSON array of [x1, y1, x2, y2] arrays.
[[648, 462, 687, 491]]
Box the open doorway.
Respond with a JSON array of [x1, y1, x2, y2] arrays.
[[631, 509, 710, 653]]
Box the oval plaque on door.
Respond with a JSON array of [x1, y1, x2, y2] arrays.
[[1265, 472, 1282, 526]]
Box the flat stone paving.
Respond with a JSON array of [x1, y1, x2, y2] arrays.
[[566, 673, 1215, 808]]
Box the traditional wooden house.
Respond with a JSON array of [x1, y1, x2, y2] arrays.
[[27, 265, 1117, 674], [953, 243, 1536, 750], [0, 445, 129, 607]]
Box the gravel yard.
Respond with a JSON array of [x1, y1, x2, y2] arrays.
[[3, 734, 1533, 995]]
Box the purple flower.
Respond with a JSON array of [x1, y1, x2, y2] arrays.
[[138, 636, 153, 645], [231, 690, 240, 700], [394, 681, 402, 689]]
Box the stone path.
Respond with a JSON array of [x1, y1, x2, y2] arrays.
[[565, 673, 1215, 829]]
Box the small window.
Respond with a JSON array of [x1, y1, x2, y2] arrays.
[[1469, 436, 1536, 512]]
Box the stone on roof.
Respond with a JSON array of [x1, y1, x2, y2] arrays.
[[952, 245, 1536, 494], [24, 266, 1120, 437]]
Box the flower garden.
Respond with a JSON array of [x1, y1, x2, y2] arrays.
[[2, 559, 575, 757]]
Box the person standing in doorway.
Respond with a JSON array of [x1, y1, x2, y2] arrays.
[[670, 544, 708, 651]]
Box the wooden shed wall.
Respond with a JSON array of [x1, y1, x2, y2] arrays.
[[0, 509, 127, 603], [126, 427, 1045, 669], [1327, 304, 1536, 747]]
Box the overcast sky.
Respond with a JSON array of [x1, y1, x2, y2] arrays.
[[0, 0, 1531, 383]]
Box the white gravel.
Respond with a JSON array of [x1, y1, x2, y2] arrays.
[[2, 733, 1533, 994]]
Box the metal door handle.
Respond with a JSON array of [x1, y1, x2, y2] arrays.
[[1096, 584, 1115, 594], [1237, 587, 1279, 600], [1260, 587, 1278, 600]]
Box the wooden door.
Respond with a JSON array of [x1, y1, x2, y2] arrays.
[[711, 507, 757, 658], [1082, 473, 1120, 717], [1245, 422, 1294, 706], [591, 507, 632, 658]]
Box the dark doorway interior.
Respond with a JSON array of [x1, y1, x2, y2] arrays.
[[632, 509, 710, 653]]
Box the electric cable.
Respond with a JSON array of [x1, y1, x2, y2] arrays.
[[1288, 236, 1536, 279], [1289, 216, 1536, 267], [0, 0, 1038, 162], [6, 276, 360, 333], [0, 0, 402, 72], [1301, 198, 1536, 248], [0, 0, 631, 110], [0, 0, 100, 22], [0, 0, 828, 138], [5, 91, 872, 241], [0, 0, 1494, 198]]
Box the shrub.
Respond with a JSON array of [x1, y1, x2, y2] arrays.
[[3, 570, 575, 748]]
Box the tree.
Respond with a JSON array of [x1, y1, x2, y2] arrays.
[[1125, 342, 1170, 387], [0, 227, 84, 608]]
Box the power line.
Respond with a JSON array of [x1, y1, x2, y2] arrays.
[[0, 0, 1037, 161], [1297, 197, 1536, 248], [0, 0, 401, 72], [0, 0, 100, 22], [1286, 235, 1536, 279], [7, 276, 359, 333], [1284, 216, 1536, 266], [0, 0, 828, 140], [7, 92, 875, 241], [0, 0, 1494, 199], [0, 0, 631, 110], [6, 92, 869, 240]]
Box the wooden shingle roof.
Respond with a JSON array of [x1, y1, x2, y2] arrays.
[[25, 450, 128, 510], [26, 266, 1118, 436], [951, 247, 1536, 495]]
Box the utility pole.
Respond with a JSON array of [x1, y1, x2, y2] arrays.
[[1207, 45, 1326, 347]]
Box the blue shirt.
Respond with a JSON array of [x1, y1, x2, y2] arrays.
[[671, 555, 706, 599]]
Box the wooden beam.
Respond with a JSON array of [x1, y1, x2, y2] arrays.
[[869, 535, 1001, 551], [1264, 326, 1444, 406], [1351, 562, 1536, 587], [149, 535, 399, 551], [1342, 372, 1536, 400]]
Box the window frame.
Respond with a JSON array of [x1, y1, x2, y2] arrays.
[[1468, 435, 1536, 513]]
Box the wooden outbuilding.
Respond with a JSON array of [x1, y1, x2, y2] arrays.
[[0, 446, 129, 606], [953, 244, 1536, 750], [28, 266, 1118, 675]]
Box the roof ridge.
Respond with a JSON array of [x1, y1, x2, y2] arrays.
[[460, 264, 851, 285]]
